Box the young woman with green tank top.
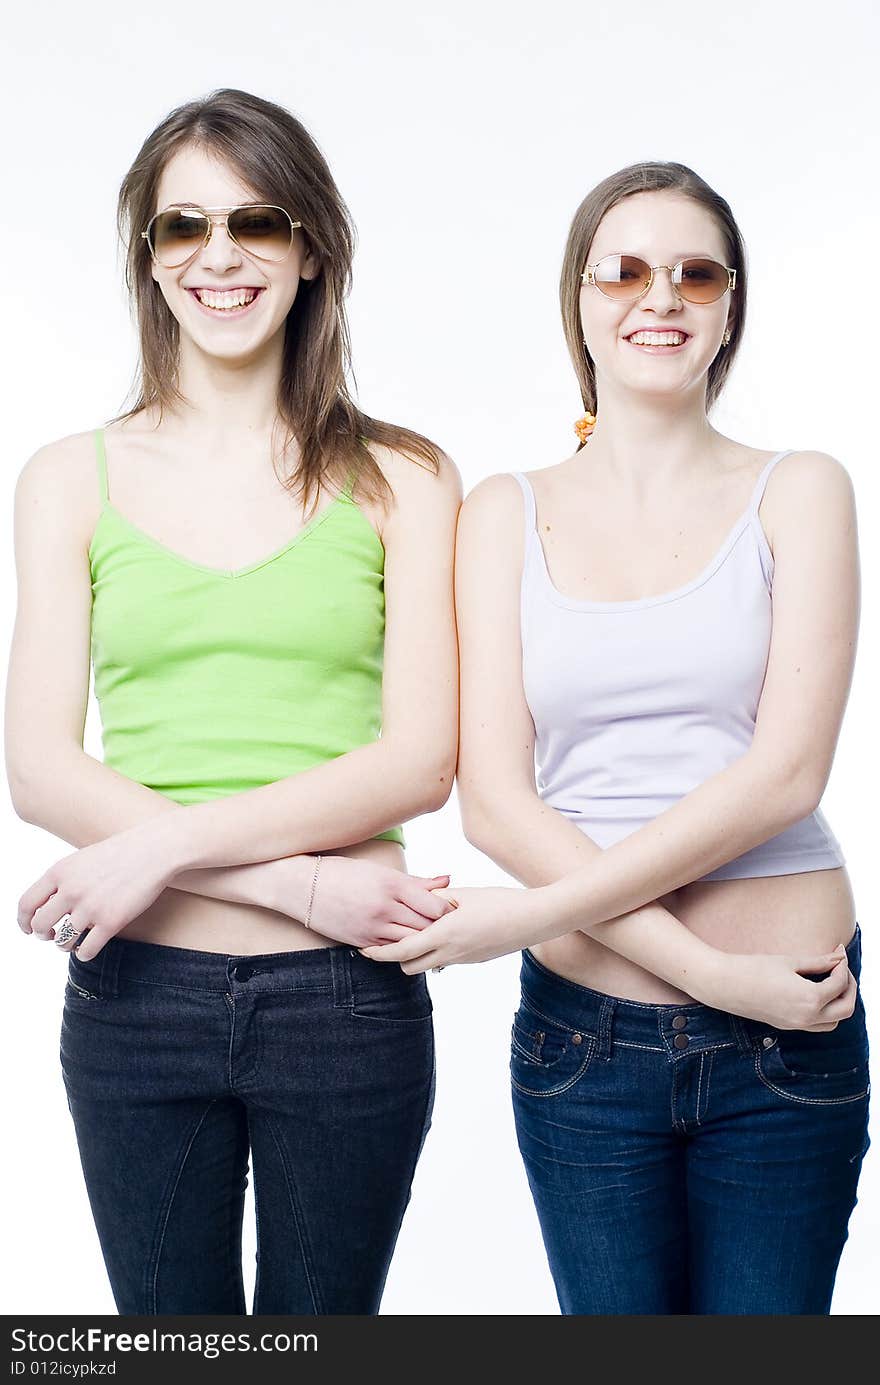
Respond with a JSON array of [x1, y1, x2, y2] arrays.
[[7, 88, 461, 1315]]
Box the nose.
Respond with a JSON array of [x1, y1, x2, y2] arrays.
[[640, 265, 682, 315], [197, 216, 244, 273]]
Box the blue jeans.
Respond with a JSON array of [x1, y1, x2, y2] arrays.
[[61, 937, 435, 1315], [511, 927, 870, 1314]]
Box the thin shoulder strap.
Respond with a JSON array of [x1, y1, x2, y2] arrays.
[[93, 427, 109, 504], [341, 466, 357, 502], [510, 471, 537, 547], [748, 449, 793, 514]]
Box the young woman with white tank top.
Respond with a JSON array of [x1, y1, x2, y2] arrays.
[[365, 163, 868, 1314]]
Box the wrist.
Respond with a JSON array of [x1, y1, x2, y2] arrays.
[[263, 854, 316, 918], [147, 807, 205, 875], [685, 944, 728, 1009], [525, 883, 565, 943]]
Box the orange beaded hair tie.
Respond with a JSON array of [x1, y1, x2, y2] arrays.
[[574, 412, 596, 445]]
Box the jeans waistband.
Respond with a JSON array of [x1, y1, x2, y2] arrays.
[[73, 935, 386, 1008], [520, 924, 861, 1059]]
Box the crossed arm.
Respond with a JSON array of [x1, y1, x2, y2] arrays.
[[363, 452, 860, 1024], [6, 434, 462, 955]]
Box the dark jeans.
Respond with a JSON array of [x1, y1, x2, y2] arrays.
[[511, 927, 870, 1315], [61, 937, 435, 1315]]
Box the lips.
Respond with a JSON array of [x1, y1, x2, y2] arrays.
[[185, 287, 265, 318]]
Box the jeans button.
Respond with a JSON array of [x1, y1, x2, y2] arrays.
[[672, 1014, 688, 1031], [233, 962, 254, 982], [571, 1033, 583, 1045], [762, 1035, 776, 1049], [673, 1032, 689, 1049]]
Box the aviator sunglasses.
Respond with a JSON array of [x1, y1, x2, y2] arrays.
[[142, 203, 302, 268], [583, 253, 737, 304]]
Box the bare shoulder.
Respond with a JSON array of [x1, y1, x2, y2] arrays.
[[761, 449, 856, 548], [764, 449, 855, 510], [14, 429, 103, 551], [365, 441, 462, 548], [367, 440, 462, 504], [457, 471, 536, 572], [460, 470, 529, 522]]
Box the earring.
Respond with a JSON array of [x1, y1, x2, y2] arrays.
[[574, 412, 597, 444], [721, 328, 732, 347]]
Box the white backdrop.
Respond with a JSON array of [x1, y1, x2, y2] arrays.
[[3, 0, 877, 1316]]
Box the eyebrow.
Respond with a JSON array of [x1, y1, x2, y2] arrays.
[[159, 200, 263, 211], [594, 249, 722, 260]]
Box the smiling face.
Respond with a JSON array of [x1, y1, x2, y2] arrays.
[[580, 190, 735, 407], [148, 142, 319, 363]]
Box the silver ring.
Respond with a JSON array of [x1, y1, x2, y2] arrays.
[[53, 915, 80, 946], [431, 966, 445, 973]]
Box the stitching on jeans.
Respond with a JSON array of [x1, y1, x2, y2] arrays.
[[670, 1041, 735, 1056], [511, 1038, 595, 1098], [116, 976, 332, 997], [510, 1028, 543, 1065], [264, 1112, 324, 1314], [753, 1051, 870, 1106], [519, 992, 593, 1040], [146, 1100, 219, 1314]]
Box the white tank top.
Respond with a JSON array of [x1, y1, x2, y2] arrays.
[[512, 450, 844, 880]]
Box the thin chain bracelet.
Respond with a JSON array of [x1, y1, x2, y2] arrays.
[[304, 854, 322, 929]]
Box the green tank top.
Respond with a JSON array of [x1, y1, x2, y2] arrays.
[[88, 427, 405, 845]]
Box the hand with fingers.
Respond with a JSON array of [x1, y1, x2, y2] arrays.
[[17, 831, 177, 962], [703, 944, 858, 1032], [287, 856, 458, 949]]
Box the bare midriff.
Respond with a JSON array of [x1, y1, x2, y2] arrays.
[[531, 866, 856, 1005], [119, 837, 406, 955]]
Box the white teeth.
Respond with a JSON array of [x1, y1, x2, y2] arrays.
[[193, 288, 259, 310], [628, 331, 687, 346]]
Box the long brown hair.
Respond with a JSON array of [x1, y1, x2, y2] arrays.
[[560, 161, 748, 422], [110, 87, 443, 509]]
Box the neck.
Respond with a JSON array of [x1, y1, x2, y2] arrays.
[[584, 378, 723, 493], [170, 329, 286, 448]]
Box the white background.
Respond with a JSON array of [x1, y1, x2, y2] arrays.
[[3, 0, 877, 1315]]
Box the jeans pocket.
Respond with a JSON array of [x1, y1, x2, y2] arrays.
[[756, 1000, 870, 1106], [64, 953, 106, 1002], [510, 995, 594, 1098], [350, 967, 433, 1023]]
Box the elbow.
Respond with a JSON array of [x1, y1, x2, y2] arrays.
[[6, 766, 41, 824], [406, 746, 457, 815], [767, 756, 827, 827], [457, 792, 497, 853], [789, 768, 826, 822]]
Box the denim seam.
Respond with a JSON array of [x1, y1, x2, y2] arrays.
[[511, 1038, 595, 1098], [264, 1112, 324, 1314], [116, 976, 332, 997], [348, 1011, 433, 1025], [696, 1051, 715, 1125], [519, 993, 593, 1039], [511, 1023, 571, 1070], [511, 1029, 543, 1065], [668, 1041, 735, 1057], [145, 1099, 219, 1315], [753, 1052, 870, 1106]]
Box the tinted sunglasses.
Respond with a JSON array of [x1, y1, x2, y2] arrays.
[[583, 254, 737, 304], [142, 203, 301, 268]]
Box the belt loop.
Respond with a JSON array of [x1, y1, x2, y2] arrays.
[[730, 1013, 754, 1055], [330, 946, 353, 1008], [594, 995, 616, 1060], [97, 936, 122, 999]]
